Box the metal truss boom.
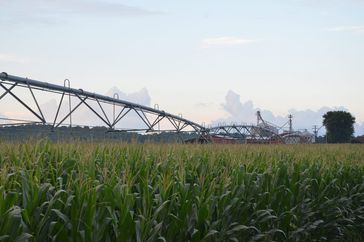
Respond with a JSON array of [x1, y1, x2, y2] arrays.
[[0, 72, 205, 134], [208, 124, 284, 143]]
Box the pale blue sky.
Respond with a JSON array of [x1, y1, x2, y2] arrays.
[[1, 0, 364, 133]]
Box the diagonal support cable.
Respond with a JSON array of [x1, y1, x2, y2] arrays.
[[170, 117, 181, 130], [76, 95, 112, 128], [140, 109, 152, 127], [112, 106, 125, 127], [0, 83, 45, 123], [179, 122, 190, 131], [53, 92, 65, 128], [166, 116, 180, 132], [0, 83, 17, 100], [148, 115, 165, 131], [27, 82, 46, 123], [133, 108, 152, 130], [112, 107, 132, 127], [244, 126, 257, 140], [55, 96, 87, 128], [233, 126, 246, 140], [96, 99, 111, 126]]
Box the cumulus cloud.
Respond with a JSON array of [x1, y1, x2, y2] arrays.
[[105, 86, 151, 106], [355, 122, 364, 136], [324, 26, 364, 33], [212, 90, 363, 135], [202, 36, 259, 47], [213, 90, 287, 127]]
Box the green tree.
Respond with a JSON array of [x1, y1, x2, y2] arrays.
[[323, 111, 355, 143]]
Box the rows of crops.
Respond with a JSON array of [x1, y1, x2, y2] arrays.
[[0, 141, 364, 241]]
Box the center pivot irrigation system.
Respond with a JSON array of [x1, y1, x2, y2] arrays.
[[0, 72, 314, 143]]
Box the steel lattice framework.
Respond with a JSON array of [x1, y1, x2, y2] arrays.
[[0, 72, 301, 144], [208, 124, 284, 143], [0, 72, 206, 135]]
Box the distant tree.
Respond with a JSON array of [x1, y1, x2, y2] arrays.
[[323, 111, 355, 143]]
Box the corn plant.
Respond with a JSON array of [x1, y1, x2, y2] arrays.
[[0, 141, 364, 241]]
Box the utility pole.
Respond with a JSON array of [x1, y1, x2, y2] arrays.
[[313, 125, 319, 140], [312, 125, 324, 143], [288, 114, 293, 133]]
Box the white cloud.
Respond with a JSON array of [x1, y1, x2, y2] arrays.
[[325, 26, 364, 33], [202, 36, 259, 47], [355, 122, 364, 136], [105, 86, 151, 106]]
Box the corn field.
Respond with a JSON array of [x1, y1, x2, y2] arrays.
[[0, 141, 364, 241]]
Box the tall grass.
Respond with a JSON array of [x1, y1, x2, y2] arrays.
[[0, 141, 364, 241]]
